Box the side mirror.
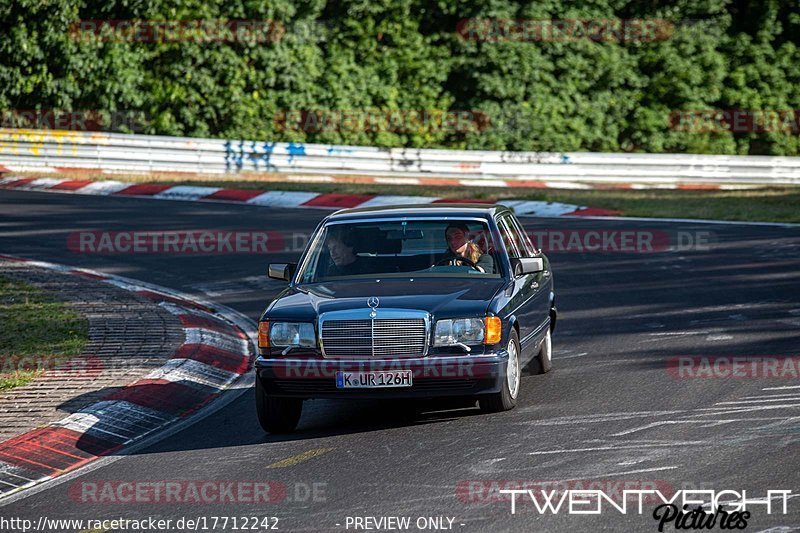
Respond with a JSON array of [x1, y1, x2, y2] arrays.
[[267, 262, 296, 282], [510, 257, 544, 276]]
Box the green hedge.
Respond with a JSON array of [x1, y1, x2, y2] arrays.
[[2, 0, 799, 154]]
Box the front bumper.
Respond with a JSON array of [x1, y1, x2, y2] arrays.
[[254, 353, 507, 399]]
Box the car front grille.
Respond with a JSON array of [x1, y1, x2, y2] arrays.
[[320, 311, 429, 358]]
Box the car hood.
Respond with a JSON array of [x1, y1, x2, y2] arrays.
[[265, 277, 506, 321]]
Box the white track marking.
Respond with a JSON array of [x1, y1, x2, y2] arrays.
[[715, 398, 800, 405], [104, 278, 150, 291], [12, 177, 64, 189], [153, 185, 221, 200], [373, 177, 423, 185], [74, 180, 131, 195], [523, 410, 688, 427], [591, 466, 679, 477], [54, 401, 174, 441], [527, 442, 707, 455], [246, 190, 319, 207], [610, 420, 695, 437], [502, 200, 583, 216], [544, 181, 593, 189], [184, 327, 249, 353], [741, 394, 800, 400], [0, 463, 37, 484], [459, 179, 508, 188], [706, 334, 734, 341], [357, 195, 439, 207], [691, 405, 800, 416], [648, 330, 710, 336], [286, 175, 334, 182], [556, 352, 589, 360], [145, 358, 239, 389]]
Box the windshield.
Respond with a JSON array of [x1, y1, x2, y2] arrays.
[[297, 219, 502, 282]]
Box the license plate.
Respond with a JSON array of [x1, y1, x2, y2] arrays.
[[335, 370, 413, 389]]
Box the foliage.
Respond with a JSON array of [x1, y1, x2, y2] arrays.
[[1, 0, 798, 153]]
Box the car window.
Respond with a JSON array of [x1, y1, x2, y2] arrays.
[[508, 214, 538, 257], [297, 219, 501, 282], [496, 215, 523, 259]]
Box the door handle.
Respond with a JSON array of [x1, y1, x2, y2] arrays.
[[531, 281, 539, 289]]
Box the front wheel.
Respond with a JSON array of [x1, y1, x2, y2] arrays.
[[479, 329, 520, 413], [255, 378, 303, 434]]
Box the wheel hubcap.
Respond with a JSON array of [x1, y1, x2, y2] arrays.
[[506, 339, 520, 398], [544, 331, 552, 362]]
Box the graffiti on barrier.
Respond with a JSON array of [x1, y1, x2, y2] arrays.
[[0, 129, 84, 157], [224, 140, 306, 172]]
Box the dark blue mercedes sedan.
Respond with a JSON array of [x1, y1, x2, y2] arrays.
[[255, 204, 556, 433]]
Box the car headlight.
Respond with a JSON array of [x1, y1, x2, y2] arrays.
[[269, 322, 316, 348], [434, 318, 485, 346]]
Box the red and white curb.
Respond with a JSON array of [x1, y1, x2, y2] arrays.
[[274, 173, 761, 191], [0, 164, 762, 191], [0, 176, 620, 217], [0, 254, 255, 500]]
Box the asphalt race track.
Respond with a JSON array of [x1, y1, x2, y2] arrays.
[[1, 188, 800, 532]]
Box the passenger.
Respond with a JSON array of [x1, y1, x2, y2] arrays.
[[438, 223, 494, 273], [326, 228, 369, 276]]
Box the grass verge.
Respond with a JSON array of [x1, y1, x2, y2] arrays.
[[13, 172, 800, 223], [0, 275, 88, 391]]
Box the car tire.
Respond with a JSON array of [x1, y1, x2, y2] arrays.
[[255, 378, 303, 434], [478, 329, 520, 413], [528, 327, 553, 375]]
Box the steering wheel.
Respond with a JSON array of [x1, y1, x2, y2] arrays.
[[433, 256, 482, 272]]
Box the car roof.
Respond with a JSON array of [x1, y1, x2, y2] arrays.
[[327, 203, 511, 222]]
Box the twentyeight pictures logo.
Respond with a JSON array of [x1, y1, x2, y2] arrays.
[[497, 488, 791, 530]]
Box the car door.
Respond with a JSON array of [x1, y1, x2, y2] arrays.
[[497, 213, 550, 358]]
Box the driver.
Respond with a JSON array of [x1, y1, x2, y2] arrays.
[[438, 222, 494, 273], [326, 227, 369, 276]]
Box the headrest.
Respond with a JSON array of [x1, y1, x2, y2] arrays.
[[352, 228, 402, 255]]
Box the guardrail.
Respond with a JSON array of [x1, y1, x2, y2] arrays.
[[1, 128, 799, 186]]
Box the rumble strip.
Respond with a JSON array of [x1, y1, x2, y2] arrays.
[[0, 254, 255, 500], [0, 176, 619, 217]]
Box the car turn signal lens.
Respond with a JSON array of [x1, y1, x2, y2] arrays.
[[258, 321, 270, 348], [484, 316, 501, 344]]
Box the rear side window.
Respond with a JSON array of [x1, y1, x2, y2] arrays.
[[496, 215, 522, 258], [497, 213, 538, 258], [508, 214, 539, 257]]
